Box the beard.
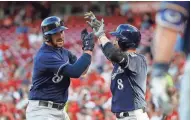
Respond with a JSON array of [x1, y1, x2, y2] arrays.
[[52, 38, 64, 48]]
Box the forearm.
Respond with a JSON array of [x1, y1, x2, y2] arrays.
[[82, 66, 90, 75], [98, 36, 127, 67], [84, 50, 93, 56], [82, 51, 92, 75], [98, 35, 110, 46], [152, 25, 178, 76], [62, 53, 91, 78], [154, 25, 178, 63]]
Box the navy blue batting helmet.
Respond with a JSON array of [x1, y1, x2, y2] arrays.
[[41, 16, 68, 42], [110, 24, 141, 51]]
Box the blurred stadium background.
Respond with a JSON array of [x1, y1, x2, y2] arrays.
[[0, 1, 186, 120]]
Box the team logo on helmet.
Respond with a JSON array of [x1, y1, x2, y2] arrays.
[[55, 22, 60, 27]]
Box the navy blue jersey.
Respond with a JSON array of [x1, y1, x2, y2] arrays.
[[29, 43, 77, 103], [110, 53, 147, 113], [156, 1, 190, 55]]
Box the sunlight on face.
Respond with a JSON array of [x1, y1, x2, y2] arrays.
[[112, 37, 119, 49], [51, 31, 65, 48]]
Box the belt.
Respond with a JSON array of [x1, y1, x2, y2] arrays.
[[115, 108, 146, 118], [38, 100, 65, 110]]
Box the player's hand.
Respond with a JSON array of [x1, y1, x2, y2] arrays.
[[81, 28, 94, 51], [84, 11, 105, 38], [84, 11, 97, 21], [84, 11, 101, 31], [92, 18, 105, 38]]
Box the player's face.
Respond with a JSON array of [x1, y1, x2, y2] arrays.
[[51, 31, 65, 47], [113, 37, 120, 48]]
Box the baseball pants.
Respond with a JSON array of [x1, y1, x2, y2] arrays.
[[26, 100, 70, 120], [116, 109, 150, 120]]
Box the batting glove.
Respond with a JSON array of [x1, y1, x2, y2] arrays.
[[84, 11, 105, 38], [81, 28, 95, 51]]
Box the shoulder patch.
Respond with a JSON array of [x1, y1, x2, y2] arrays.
[[164, 9, 182, 24]]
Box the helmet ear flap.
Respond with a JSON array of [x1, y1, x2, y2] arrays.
[[118, 39, 136, 51], [44, 35, 51, 42], [119, 31, 128, 41]]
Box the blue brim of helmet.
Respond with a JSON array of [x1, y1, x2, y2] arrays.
[[44, 26, 68, 35], [109, 32, 120, 37]]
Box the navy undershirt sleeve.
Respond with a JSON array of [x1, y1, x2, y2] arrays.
[[61, 53, 91, 78]]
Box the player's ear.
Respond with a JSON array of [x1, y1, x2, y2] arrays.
[[43, 35, 50, 42], [112, 39, 119, 49], [113, 40, 119, 48]]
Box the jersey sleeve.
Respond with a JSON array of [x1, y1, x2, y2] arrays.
[[60, 53, 91, 78], [156, 1, 189, 32], [123, 53, 146, 73], [101, 42, 129, 67]]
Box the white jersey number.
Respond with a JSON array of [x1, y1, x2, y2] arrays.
[[117, 79, 124, 90]]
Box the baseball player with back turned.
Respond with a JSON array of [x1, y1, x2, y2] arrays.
[[26, 16, 95, 120], [85, 12, 149, 120]]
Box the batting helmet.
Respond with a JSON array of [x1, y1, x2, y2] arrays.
[[41, 16, 68, 42], [110, 24, 141, 51]]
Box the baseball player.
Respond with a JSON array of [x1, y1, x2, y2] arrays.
[[85, 12, 149, 120], [151, 1, 189, 120], [26, 16, 95, 120]]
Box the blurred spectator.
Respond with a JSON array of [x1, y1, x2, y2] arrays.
[[2, 17, 13, 28], [71, 4, 84, 15], [28, 27, 43, 47], [30, 2, 51, 20], [38, 2, 51, 19], [126, 10, 134, 25], [141, 12, 154, 30], [88, 2, 100, 13], [16, 22, 29, 34], [0, 2, 11, 18], [105, 2, 119, 16], [119, 2, 130, 16]]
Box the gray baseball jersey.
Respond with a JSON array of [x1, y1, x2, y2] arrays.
[[110, 52, 147, 113]]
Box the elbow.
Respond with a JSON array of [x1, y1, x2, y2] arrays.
[[105, 51, 116, 61], [82, 70, 88, 75], [63, 66, 84, 78], [71, 69, 85, 78], [71, 73, 81, 78], [69, 70, 82, 78], [107, 52, 115, 61], [71, 76, 80, 78], [102, 42, 117, 61]]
